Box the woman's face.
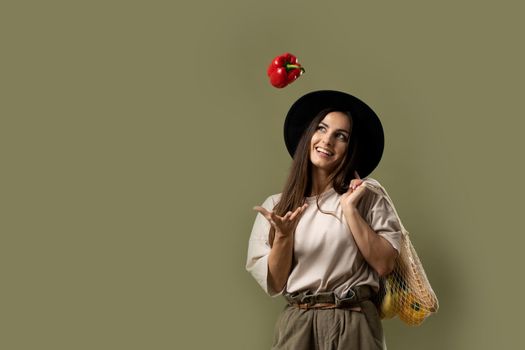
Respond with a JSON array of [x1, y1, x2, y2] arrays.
[[309, 111, 351, 174]]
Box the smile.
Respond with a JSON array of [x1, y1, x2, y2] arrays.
[[315, 147, 334, 157]]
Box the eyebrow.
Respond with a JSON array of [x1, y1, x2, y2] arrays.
[[319, 122, 350, 135]]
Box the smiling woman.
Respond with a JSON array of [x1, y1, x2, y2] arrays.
[[309, 111, 352, 195], [246, 90, 403, 349]]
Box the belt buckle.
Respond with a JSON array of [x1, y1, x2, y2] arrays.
[[299, 293, 319, 307], [335, 288, 357, 307], [288, 293, 314, 310], [346, 288, 356, 300]]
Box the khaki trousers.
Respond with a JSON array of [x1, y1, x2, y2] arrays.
[[271, 300, 385, 350]]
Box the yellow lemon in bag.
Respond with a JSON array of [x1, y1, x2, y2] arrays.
[[379, 276, 400, 319], [397, 292, 430, 326], [380, 291, 397, 319]]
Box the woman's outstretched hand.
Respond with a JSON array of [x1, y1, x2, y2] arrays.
[[340, 171, 368, 210], [253, 203, 309, 237], [253, 202, 308, 291]]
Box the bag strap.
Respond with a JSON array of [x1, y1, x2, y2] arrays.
[[363, 179, 409, 236]]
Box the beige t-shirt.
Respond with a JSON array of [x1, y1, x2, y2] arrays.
[[246, 178, 402, 298]]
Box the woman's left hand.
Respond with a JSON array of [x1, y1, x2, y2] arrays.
[[340, 171, 368, 210]]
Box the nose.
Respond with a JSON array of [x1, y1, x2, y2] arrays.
[[321, 132, 333, 146]]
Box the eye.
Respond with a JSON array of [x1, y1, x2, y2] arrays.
[[336, 132, 348, 141], [316, 125, 326, 132]]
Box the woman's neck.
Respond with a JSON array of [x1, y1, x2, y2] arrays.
[[309, 170, 331, 196]]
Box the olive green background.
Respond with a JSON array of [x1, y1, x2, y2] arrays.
[[2, 1, 524, 349]]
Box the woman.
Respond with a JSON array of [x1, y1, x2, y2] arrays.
[[246, 90, 403, 349]]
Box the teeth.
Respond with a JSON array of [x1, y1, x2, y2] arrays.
[[316, 147, 333, 156]]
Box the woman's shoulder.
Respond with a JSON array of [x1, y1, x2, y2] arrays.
[[363, 177, 383, 189], [362, 177, 388, 197], [363, 177, 381, 186]]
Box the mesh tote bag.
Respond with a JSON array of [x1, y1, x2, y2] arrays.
[[364, 180, 439, 326]]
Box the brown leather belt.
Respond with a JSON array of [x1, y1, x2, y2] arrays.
[[295, 302, 362, 310], [285, 285, 374, 310]]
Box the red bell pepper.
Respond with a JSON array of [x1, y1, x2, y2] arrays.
[[267, 53, 305, 88]]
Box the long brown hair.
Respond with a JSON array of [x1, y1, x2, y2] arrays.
[[274, 108, 362, 216]]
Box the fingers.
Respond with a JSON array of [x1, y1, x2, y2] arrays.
[[270, 211, 280, 223], [254, 203, 309, 228], [268, 211, 280, 228], [254, 206, 278, 225], [351, 183, 368, 200], [349, 180, 364, 191], [253, 206, 270, 217], [283, 211, 293, 221], [348, 171, 364, 191], [289, 203, 308, 221]]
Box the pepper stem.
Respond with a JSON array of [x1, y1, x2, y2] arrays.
[[285, 64, 306, 73]]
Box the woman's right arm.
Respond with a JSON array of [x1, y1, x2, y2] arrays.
[[258, 204, 307, 292], [246, 200, 307, 296], [267, 227, 295, 293]]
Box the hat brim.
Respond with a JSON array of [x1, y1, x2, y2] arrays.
[[283, 90, 384, 179]]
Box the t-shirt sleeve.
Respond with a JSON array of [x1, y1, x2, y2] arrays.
[[362, 181, 403, 253], [245, 194, 283, 297]]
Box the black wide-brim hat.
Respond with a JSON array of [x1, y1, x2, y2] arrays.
[[284, 90, 384, 179]]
